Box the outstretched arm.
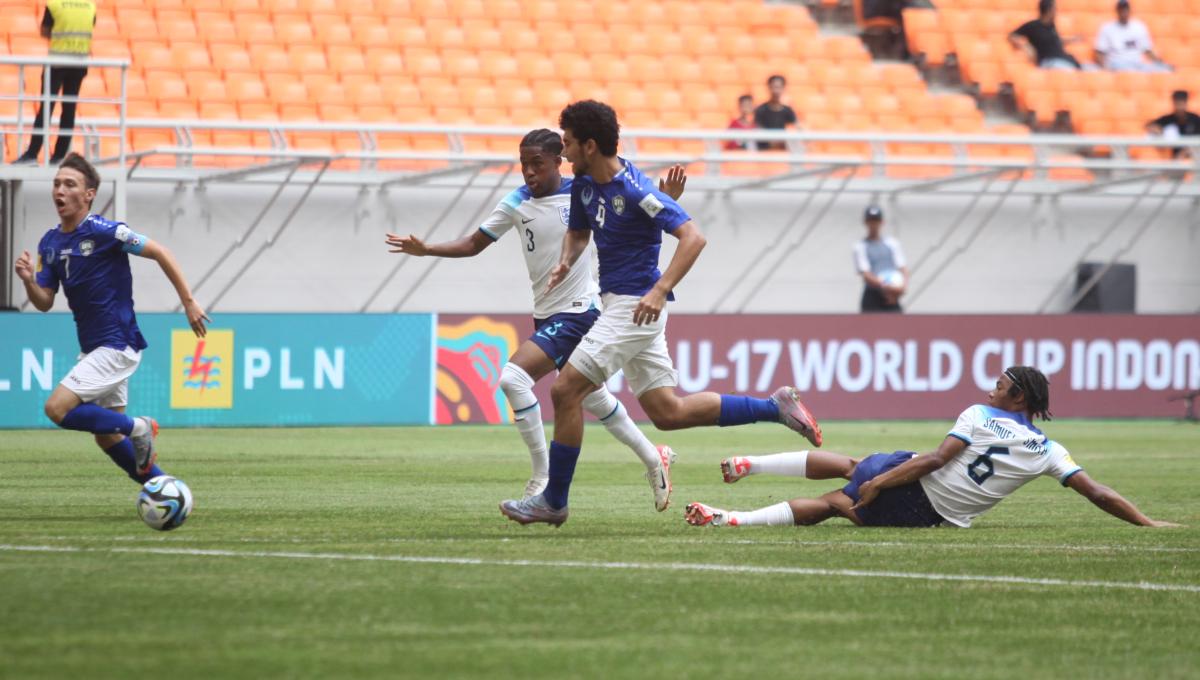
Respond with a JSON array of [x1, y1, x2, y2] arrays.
[[139, 240, 210, 337], [852, 436, 966, 510], [14, 250, 56, 311], [385, 230, 493, 258], [545, 228, 591, 293], [1066, 471, 1180, 527]]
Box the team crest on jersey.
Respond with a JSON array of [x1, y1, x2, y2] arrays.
[[558, 206, 570, 225], [613, 195, 626, 214], [79, 239, 94, 256], [581, 185, 594, 205]]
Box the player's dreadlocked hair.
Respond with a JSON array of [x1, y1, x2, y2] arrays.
[[519, 128, 563, 156], [559, 100, 620, 156], [1004, 365, 1052, 421]]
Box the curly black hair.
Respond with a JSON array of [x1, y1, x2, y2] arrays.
[[558, 100, 620, 157], [520, 128, 563, 156], [1004, 365, 1052, 421]]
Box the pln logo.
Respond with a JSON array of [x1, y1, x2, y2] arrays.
[[170, 329, 234, 409]]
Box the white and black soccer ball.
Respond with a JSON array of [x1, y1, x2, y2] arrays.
[[137, 475, 194, 531]]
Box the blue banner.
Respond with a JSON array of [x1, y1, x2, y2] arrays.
[[0, 313, 435, 428]]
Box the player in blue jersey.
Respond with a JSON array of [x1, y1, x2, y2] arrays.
[[13, 153, 209, 485], [500, 101, 823, 526], [684, 366, 1179, 529], [386, 129, 687, 511]]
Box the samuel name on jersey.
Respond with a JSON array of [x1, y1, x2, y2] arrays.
[[36, 214, 149, 354], [920, 404, 1083, 527], [568, 159, 691, 298], [478, 178, 598, 320]]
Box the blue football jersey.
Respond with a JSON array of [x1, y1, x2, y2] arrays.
[[568, 159, 691, 297], [35, 214, 149, 354]]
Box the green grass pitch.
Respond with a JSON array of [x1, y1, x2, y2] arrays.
[[1, 420, 1197, 679]]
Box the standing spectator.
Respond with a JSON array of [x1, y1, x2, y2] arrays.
[[753, 75, 797, 151], [1093, 1, 1171, 72], [1008, 0, 1084, 70], [724, 94, 756, 151], [14, 0, 96, 165], [1146, 90, 1200, 159], [853, 205, 908, 313]]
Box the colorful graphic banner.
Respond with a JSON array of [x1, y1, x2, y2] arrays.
[[0, 313, 434, 428], [435, 314, 1200, 422]]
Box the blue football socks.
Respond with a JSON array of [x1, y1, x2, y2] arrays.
[[542, 441, 581, 510], [718, 395, 780, 427], [103, 438, 163, 484], [60, 403, 135, 436]]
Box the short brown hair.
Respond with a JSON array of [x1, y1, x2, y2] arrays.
[[58, 152, 101, 191]]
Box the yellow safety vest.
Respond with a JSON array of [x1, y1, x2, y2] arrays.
[[47, 0, 95, 56]]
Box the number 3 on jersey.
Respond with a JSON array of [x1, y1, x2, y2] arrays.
[[525, 228, 535, 252], [967, 446, 1010, 485]]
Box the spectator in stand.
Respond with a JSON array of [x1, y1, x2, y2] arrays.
[[724, 94, 756, 151], [853, 205, 908, 313], [1093, 0, 1171, 72], [1008, 0, 1085, 71], [13, 0, 96, 165], [753, 75, 798, 151], [1146, 90, 1200, 159]]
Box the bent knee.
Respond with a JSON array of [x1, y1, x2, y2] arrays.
[[44, 401, 68, 424], [647, 409, 687, 431]]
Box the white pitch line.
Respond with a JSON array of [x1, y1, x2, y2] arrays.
[[16, 534, 1200, 554], [2, 544, 1198, 594]]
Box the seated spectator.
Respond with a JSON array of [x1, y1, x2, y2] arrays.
[[1009, 0, 1085, 70], [1146, 90, 1200, 159], [724, 94, 756, 151], [1094, 0, 1171, 72], [753, 75, 798, 151]]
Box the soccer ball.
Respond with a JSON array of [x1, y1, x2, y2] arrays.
[[879, 269, 906, 289], [137, 475, 194, 531]]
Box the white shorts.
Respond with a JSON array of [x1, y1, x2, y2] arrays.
[[568, 293, 678, 397], [61, 346, 142, 409]]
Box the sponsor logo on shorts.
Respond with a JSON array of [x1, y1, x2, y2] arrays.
[[170, 329, 234, 409]]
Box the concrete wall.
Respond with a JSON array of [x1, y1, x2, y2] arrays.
[[7, 172, 1199, 315]]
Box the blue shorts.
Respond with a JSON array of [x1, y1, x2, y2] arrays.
[[842, 452, 946, 528], [530, 307, 601, 369]]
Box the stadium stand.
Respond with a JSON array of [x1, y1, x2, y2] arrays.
[[1, 0, 1012, 172], [904, 0, 1199, 155]]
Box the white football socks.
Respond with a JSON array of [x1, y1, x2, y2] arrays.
[[745, 451, 809, 477], [728, 502, 796, 527], [582, 387, 660, 472], [500, 363, 547, 480]]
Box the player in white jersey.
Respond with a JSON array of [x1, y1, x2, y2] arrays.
[[685, 366, 1179, 529], [385, 129, 686, 510]]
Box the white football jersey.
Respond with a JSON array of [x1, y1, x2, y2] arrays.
[[920, 405, 1083, 527], [478, 178, 599, 319]]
